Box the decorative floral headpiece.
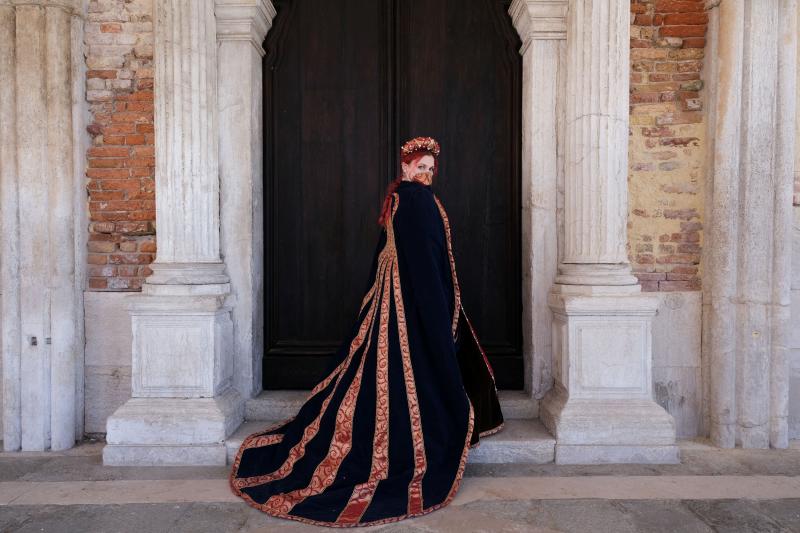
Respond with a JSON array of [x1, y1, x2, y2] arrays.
[[400, 136, 440, 157]]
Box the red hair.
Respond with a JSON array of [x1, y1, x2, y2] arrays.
[[377, 150, 439, 226]]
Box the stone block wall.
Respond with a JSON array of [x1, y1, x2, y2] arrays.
[[85, 0, 155, 291], [627, 0, 708, 291]]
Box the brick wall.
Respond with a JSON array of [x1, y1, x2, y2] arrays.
[[85, 0, 155, 291], [627, 0, 708, 291]]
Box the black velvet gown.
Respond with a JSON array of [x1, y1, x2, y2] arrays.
[[229, 179, 504, 527]]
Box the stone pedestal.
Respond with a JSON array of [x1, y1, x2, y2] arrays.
[[104, 267, 243, 465], [541, 291, 678, 464], [103, 0, 244, 466]]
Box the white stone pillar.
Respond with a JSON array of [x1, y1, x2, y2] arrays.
[[0, 0, 86, 452], [508, 0, 566, 400], [103, 0, 244, 466], [215, 0, 276, 401], [703, 0, 797, 449], [539, 0, 678, 464]]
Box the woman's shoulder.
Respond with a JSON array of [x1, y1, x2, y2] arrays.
[[395, 181, 436, 206], [392, 183, 443, 234], [395, 189, 438, 220]]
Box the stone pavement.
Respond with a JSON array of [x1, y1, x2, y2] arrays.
[[0, 439, 799, 532]]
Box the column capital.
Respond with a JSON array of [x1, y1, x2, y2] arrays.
[[215, 0, 276, 56], [508, 0, 567, 54]]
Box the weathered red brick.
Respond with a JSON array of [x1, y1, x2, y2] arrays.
[[660, 25, 706, 38], [654, 0, 704, 13], [100, 22, 122, 33], [662, 12, 708, 25]]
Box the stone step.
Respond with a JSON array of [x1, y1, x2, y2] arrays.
[[245, 389, 538, 422], [226, 418, 555, 465]]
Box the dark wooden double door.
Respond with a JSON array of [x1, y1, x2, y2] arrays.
[[263, 0, 523, 389]]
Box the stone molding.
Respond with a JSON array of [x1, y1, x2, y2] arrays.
[[0, 0, 82, 14], [215, 0, 276, 55], [508, 0, 567, 52]]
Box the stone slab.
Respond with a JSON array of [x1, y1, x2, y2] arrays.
[[653, 366, 702, 439], [652, 291, 701, 368], [103, 388, 244, 466], [555, 444, 680, 465], [467, 420, 555, 464], [102, 445, 228, 467], [84, 292, 133, 367], [84, 365, 131, 434], [226, 419, 556, 466], [245, 389, 537, 422], [541, 388, 677, 446]]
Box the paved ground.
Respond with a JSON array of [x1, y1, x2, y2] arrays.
[[0, 438, 799, 532]]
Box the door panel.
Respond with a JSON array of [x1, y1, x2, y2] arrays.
[[263, 0, 522, 389]]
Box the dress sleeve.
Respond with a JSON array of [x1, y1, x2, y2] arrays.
[[392, 188, 456, 349]]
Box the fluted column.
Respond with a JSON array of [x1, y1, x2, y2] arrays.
[[557, 0, 638, 287], [703, 0, 797, 449], [539, 0, 677, 464], [103, 0, 243, 466], [0, 0, 85, 452], [148, 0, 227, 284]]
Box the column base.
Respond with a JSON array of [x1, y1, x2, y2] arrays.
[[103, 388, 244, 466], [540, 384, 679, 464]]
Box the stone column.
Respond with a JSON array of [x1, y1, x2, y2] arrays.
[[508, 0, 566, 401], [215, 0, 276, 402], [0, 0, 86, 452], [702, 0, 797, 449], [103, 0, 243, 466], [539, 0, 678, 464]]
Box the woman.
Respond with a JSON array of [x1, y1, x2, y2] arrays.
[[229, 136, 504, 528]]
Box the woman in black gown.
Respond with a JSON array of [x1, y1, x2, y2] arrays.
[[229, 136, 504, 527]]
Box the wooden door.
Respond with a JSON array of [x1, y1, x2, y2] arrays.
[[263, 0, 523, 389]]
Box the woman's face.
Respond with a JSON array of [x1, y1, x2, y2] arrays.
[[402, 154, 436, 182]]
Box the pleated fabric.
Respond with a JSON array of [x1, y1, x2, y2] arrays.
[[229, 179, 503, 527]]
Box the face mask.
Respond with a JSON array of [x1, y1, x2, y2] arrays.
[[412, 170, 433, 186]]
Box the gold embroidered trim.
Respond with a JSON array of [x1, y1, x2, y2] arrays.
[[432, 195, 461, 339]]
